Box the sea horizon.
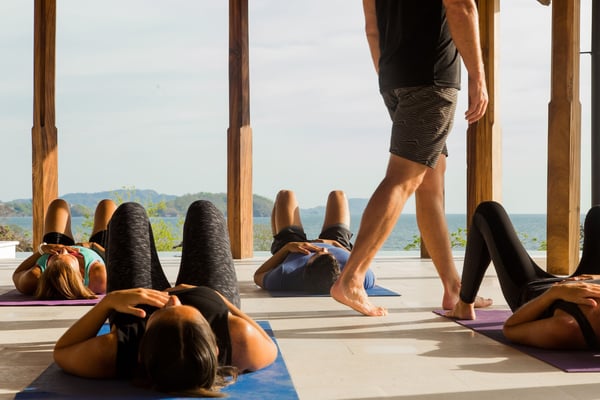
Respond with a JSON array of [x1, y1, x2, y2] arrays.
[[1, 212, 570, 252]]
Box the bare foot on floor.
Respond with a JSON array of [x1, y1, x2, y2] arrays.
[[445, 299, 476, 320], [474, 296, 493, 309], [330, 280, 387, 316], [444, 297, 493, 320], [442, 291, 460, 310], [442, 289, 493, 311]]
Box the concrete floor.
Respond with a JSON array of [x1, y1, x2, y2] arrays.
[[1, 253, 600, 400]]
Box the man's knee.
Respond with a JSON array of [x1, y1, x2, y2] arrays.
[[275, 189, 296, 205], [327, 190, 347, 204]]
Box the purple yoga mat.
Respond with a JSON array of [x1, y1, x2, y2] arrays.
[[434, 309, 600, 372], [0, 289, 102, 306]]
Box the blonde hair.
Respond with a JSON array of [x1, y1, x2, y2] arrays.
[[35, 258, 96, 300]]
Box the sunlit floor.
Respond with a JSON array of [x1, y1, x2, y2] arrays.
[[1, 253, 599, 400]]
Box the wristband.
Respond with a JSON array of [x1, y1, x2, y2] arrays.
[[38, 242, 47, 255]]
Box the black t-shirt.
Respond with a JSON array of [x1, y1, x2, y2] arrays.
[[375, 0, 460, 92], [111, 286, 231, 378]]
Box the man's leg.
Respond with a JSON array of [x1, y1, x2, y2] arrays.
[[415, 157, 493, 310], [272, 190, 303, 235], [331, 154, 428, 316], [414, 156, 461, 309], [321, 190, 350, 229], [318, 190, 354, 251]]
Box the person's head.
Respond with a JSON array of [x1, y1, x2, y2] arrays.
[[35, 252, 96, 300], [139, 296, 237, 396], [302, 252, 341, 294]]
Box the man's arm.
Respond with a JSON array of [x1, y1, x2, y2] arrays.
[[363, 0, 380, 74], [253, 242, 325, 288], [253, 246, 291, 288], [443, 0, 488, 123]]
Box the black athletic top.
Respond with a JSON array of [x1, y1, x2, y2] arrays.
[[375, 0, 460, 92], [547, 300, 599, 350], [112, 286, 232, 378]]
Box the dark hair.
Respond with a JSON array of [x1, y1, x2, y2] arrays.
[[302, 252, 341, 294], [139, 315, 237, 396]]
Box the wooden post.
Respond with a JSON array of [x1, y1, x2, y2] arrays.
[[422, 0, 501, 258], [31, 0, 58, 248], [591, 0, 600, 205], [228, 0, 253, 259], [466, 0, 502, 226], [547, 0, 581, 275]]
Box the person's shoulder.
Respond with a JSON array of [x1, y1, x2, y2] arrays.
[[328, 245, 350, 258]]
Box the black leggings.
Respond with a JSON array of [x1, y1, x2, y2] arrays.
[[460, 201, 600, 311], [105, 200, 241, 308]]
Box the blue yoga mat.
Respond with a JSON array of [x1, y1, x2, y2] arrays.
[[268, 284, 400, 297], [16, 321, 298, 399]]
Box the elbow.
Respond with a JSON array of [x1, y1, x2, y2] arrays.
[[249, 342, 278, 372], [53, 348, 68, 372], [502, 325, 517, 343], [88, 278, 107, 295], [263, 342, 278, 370], [13, 277, 37, 296], [443, 0, 475, 8], [443, 0, 476, 17], [253, 274, 264, 289]]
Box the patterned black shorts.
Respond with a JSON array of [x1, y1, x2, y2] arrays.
[[382, 85, 458, 168]]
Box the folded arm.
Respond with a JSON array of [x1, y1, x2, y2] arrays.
[[12, 253, 43, 295], [503, 283, 600, 349], [253, 241, 325, 288], [53, 288, 170, 378]]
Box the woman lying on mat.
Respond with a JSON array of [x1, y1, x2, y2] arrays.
[[12, 198, 115, 299], [54, 201, 277, 397], [446, 201, 600, 350], [253, 190, 375, 294]]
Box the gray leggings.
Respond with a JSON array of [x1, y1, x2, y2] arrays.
[[105, 200, 240, 308]]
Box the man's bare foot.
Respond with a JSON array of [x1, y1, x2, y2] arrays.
[[330, 279, 387, 316], [442, 291, 459, 310]]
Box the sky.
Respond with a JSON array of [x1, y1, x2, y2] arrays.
[[0, 1, 594, 214]]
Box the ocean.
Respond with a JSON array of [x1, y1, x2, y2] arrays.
[[1, 213, 561, 251]]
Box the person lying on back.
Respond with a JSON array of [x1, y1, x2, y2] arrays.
[[254, 190, 375, 294]]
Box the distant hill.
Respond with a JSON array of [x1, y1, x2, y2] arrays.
[[301, 198, 369, 216], [0, 189, 275, 218], [0, 189, 369, 218]]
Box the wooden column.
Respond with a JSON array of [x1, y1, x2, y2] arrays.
[[466, 0, 502, 225], [592, 0, 600, 205], [31, 0, 58, 248], [228, 0, 253, 259], [547, 0, 581, 275]]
